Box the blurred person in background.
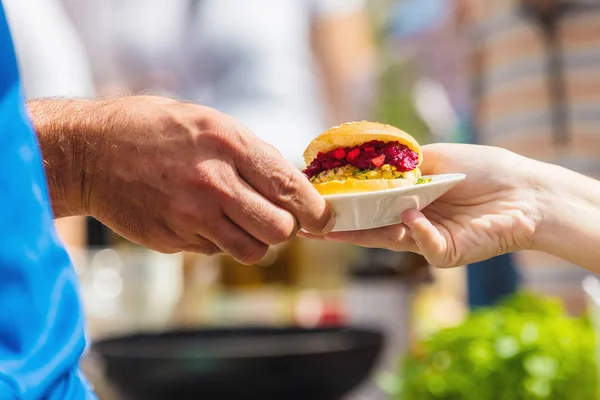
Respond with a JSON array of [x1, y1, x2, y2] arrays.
[[62, 0, 376, 166], [454, 0, 600, 311], [3, 0, 94, 251]]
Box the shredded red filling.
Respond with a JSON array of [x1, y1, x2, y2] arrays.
[[303, 140, 419, 178]]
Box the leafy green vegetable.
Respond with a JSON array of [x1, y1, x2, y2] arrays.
[[391, 292, 598, 400]]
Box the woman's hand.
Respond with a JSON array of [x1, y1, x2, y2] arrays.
[[301, 144, 543, 267]]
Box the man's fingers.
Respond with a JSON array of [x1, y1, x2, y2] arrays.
[[199, 216, 268, 265], [324, 224, 420, 253], [401, 209, 447, 266], [236, 142, 335, 235], [221, 174, 298, 245], [182, 234, 222, 256]]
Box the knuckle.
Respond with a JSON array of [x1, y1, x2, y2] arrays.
[[196, 112, 240, 152], [190, 164, 218, 186], [140, 226, 182, 254], [265, 216, 296, 245], [162, 235, 188, 253], [185, 242, 221, 256], [271, 170, 303, 205], [194, 108, 222, 132], [203, 244, 222, 256], [191, 163, 236, 196], [157, 106, 195, 136], [207, 127, 233, 150], [152, 234, 182, 254], [190, 165, 232, 199], [196, 235, 221, 256]]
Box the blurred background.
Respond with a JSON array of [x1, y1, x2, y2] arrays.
[[5, 0, 600, 398]]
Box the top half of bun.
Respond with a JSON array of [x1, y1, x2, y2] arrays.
[[303, 121, 422, 168]]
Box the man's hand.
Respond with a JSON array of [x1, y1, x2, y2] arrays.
[[29, 96, 334, 263]]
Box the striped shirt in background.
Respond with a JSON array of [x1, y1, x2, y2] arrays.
[[459, 0, 600, 312], [461, 0, 600, 178]]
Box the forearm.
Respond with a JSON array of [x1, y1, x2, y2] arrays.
[[532, 160, 600, 272], [27, 99, 106, 218]]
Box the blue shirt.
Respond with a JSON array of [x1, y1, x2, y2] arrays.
[[0, 6, 93, 400]]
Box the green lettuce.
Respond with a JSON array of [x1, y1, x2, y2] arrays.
[[389, 292, 598, 400]]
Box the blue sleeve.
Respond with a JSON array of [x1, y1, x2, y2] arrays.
[[0, 5, 95, 400]]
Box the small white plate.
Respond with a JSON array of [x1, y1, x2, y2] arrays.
[[322, 173, 466, 232]]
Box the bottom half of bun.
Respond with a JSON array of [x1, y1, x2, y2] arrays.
[[313, 173, 420, 195]]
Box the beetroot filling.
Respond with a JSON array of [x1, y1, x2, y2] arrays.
[[303, 140, 418, 178]]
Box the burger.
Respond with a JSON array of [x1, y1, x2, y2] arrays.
[[302, 121, 430, 195]]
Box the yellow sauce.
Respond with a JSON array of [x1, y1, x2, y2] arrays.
[[310, 164, 421, 184]]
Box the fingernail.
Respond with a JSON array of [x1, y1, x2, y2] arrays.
[[297, 230, 326, 240], [322, 213, 337, 233], [297, 229, 309, 237]]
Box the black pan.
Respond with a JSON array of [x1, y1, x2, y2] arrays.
[[92, 326, 384, 400]]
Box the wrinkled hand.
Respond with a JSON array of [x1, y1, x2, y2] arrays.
[[300, 144, 542, 267], [38, 96, 334, 263]]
